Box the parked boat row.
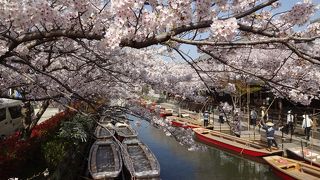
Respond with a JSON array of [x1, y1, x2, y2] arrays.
[[141, 101, 320, 180], [89, 115, 160, 179]]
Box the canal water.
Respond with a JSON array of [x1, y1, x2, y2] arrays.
[[128, 114, 280, 180]]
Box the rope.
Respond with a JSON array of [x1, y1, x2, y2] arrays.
[[240, 142, 250, 155]]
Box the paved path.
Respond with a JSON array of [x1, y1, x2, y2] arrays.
[[160, 102, 320, 151], [35, 107, 60, 124]]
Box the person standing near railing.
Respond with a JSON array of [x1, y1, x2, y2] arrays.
[[286, 110, 294, 135], [261, 106, 268, 121], [250, 108, 258, 128], [302, 113, 313, 141], [218, 106, 224, 124], [203, 110, 209, 127]]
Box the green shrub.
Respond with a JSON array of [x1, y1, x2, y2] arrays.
[[42, 138, 69, 169], [58, 114, 93, 144]]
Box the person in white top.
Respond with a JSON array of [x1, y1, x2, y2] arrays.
[[261, 106, 268, 121], [286, 110, 294, 135], [302, 114, 313, 140]]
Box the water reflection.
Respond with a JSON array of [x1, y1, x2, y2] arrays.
[[128, 114, 279, 180]]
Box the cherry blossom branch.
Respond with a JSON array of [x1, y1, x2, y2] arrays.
[[170, 36, 320, 65], [232, 0, 278, 20], [200, 48, 320, 98]]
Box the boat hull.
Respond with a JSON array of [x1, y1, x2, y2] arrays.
[[263, 156, 320, 180], [193, 128, 282, 157], [171, 120, 201, 129], [88, 140, 122, 180], [94, 124, 115, 139], [195, 131, 268, 157], [122, 139, 160, 179], [286, 148, 320, 168], [269, 166, 296, 180], [115, 123, 138, 142]]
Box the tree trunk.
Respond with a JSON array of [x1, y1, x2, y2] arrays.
[[22, 100, 50, 137]]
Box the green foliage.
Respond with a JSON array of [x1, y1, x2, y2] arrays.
[[58, 114, 93, 143], [41, 114, 94, 176], [42, 138, 69, 168]]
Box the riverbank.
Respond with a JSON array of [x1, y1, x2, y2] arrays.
[[159, 102, 320, 153]]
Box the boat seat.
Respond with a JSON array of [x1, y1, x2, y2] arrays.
[[279, 163, 297, 169], [213, 133, 265, 149], [301, 167, 320, 178]]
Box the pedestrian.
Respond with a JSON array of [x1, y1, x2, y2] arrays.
[[234, 111, 241, 133], [286, 110, 294, 135], [218, 106, 224, 124], [302, 113, 313, 140], [260, 121, 279, 152], [203, 110, 209, 127], [250, 108, 258, 127], [261, 106, 268, 121]]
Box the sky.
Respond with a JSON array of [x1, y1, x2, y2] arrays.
[[172, 0, 320, 62]]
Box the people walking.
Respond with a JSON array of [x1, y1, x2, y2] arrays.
[[286, 110, 294, 135], [218, 106, 224, 124], [260, 121, 278, 152], [261, 106, 268, 121], [250, 108, 258, 127], [302, 113, 313, 140], [234, 111, 241, 134], [203, 110, 209, 127]]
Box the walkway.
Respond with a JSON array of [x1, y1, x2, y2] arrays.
[[35, 107, 60, 124], [160, 102, 320, 152]]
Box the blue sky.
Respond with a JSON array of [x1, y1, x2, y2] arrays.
[[174, 0, 320, 62]]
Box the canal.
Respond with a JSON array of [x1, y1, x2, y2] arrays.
[[128, 114, 280, 180]]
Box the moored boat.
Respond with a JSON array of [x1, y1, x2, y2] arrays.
[[121, 138, 160, 179], [263, 155, 320, 180], [99, 115, 111, 123], [114, 122, 138, 142], [193, 127, 283, 157], [167, 116, 202, 129], [88, 139, 122, 179], [286, 147, 320, 167], [94, 123, 115, 139], [159, 108, 173, 117]]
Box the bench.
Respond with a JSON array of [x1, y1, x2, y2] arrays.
[[301, 167, 320, 178]]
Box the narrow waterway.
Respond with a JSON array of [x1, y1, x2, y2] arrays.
[[128, 114, 280, 180]]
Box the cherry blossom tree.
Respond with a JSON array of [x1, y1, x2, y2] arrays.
[[0, 0, 320, 133]]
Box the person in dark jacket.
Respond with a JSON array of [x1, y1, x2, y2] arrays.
[[260, 121, 279, 152], [250, 108, 258, 127], [218, 106, 224, 124], [203, 110, 209, 127]]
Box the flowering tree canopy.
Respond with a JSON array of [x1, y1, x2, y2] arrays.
[[0, 0, 319, 106]]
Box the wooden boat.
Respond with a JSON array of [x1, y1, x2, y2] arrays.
[[99, 115, 111, 123], [94, 123, 115, 139], [88, 139, 122, 179], [122, 138, 160, 179], [263, 155, 320, 180], [193, 127, 283, 157], [159, 108, 173, 117], [114, 122, 138, 142], [167, 116, 202, 129], [286, 147, 320, 167]]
